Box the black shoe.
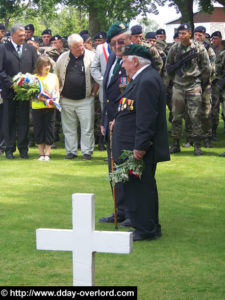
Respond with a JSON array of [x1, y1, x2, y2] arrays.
[[120, 218, 132, 227], [83, 154, 92, 160], [170, 139, 180, 153], [129, 230, 158, 242], [99, 213, 125, 223], [219, 152, 225, 157], [51, 143, 57, 149], [6, 152, 14, 159], [65, 153, 77, 159], [98, 135, 106, 151], [20, 152, 29, 159]]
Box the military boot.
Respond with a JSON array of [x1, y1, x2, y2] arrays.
[[169, 139, 181, 154], [183, 138, 193, 148], [194, 140, 203, 156], [212, 126, 219, 141]]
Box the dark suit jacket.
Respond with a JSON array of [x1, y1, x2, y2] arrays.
[[112, 65, 170, 164], [0, 41, 37, 100], [101, 52, 128, 139]]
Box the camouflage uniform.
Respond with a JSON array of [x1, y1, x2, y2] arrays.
[[166, 40, 211, 154], [142, 41, 163, 74], [211, 44, 225, 139], [215, 49, 225, 128], [185, 40, 216, 146]]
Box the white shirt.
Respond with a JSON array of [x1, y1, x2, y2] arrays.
[[11, 40, 23, 53]]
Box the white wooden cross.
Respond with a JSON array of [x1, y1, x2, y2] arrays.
[[36, 193, 133, 286]]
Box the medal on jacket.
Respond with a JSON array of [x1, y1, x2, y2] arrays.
[[119, 76, 131, 92], [118, 97, 134, 112]]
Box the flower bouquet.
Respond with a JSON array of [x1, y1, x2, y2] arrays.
[[12, 72, 61, 111], [108, 150, 145, 185], [12, 72, 40, 101]]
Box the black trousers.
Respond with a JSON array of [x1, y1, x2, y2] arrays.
[[124, 158, 160, 235], [0, 103, 5, 151], [3, 98, 29, 153], [32, 109, 55, 145]]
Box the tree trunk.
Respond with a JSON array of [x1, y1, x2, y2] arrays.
[[89, 10, 101, 36], [177, 0, 194, 31]]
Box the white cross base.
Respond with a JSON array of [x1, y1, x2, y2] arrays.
[[36, 193, 133, 286]]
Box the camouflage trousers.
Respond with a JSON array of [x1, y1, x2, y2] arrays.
[[211, 83, 221, 128], [171, 84, 202, 139], [184, 84, 212, 138]]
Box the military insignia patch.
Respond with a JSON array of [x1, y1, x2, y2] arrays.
[[119, 23, 125, 30]]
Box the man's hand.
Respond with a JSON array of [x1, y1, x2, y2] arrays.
[[133, 149, 146, 160]]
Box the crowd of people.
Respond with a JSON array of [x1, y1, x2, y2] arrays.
[[0, 20, 224, 240]]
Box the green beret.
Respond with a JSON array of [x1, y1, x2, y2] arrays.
[[122, 44, 152, 61], [106, 22, 128, 43]]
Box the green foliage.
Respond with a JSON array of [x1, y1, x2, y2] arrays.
[[108, 150, 145, 185]]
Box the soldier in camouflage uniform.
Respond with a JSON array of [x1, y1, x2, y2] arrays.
[[156, 28, 171, 55], [211, 31, 225, 140], [215, 49, 225, 149], [166, 24, 211, 155], [130, 25, 163, 74], [184, 26, 216, 148]]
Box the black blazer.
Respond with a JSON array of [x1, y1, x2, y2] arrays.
[[112, 65, 170, 164], [0, 41, 38, 100], [101, 52, 128, 138]]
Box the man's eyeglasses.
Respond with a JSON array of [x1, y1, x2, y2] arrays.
[[110, 39, 125, 47]]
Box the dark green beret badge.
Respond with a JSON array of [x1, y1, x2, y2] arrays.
[[106, 22, 128, 43]]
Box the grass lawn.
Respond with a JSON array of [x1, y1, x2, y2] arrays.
[[0, 120, 225, 300]]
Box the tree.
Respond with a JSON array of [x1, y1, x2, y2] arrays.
[[65, 0, 153, 36], [0, 0, 31, 30], [148, 0, 225, 30]]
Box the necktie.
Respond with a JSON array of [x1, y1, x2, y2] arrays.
[[17, 45, 22, 58], [112, 58, 121, 75]]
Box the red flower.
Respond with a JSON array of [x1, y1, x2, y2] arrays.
[[128, 169, 133, 175], [18, 78, 25, 86]]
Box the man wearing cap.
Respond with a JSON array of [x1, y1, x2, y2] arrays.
[[211, 31, 224, 57], [94, 32, 106, 47], [145, 32, 156, 45], [112, 44, 170, 241], [0, 24, 38, 159], [130, 25, 163, 74], [25, 24, 34, 40], [156, 28, 170, 55], [98, 21, 131, 226], [80, 30, 94, 51], [131, 25, 163, 74], [166, 23, 211, 156], [54, 33, 95, 160], [90, 33, 111, 151], [41, 29, 52, 47], [190, 26, 215, 148]]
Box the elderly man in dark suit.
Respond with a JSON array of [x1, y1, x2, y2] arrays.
[[112, 44, 170, 241], [98, 22, 131, 226], [0, 24, 37, 159]]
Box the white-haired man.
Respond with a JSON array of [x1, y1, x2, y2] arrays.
[[54, 33, 95, 160], [112, 44, 170, 241]]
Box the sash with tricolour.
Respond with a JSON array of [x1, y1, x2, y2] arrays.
[[118, 97, 135, 112]]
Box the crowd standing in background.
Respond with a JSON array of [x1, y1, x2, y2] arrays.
[[0, 20, 225, 241], [0, 21, 225, 160]]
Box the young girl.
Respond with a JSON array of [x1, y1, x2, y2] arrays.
[[32, 56, 59, 161]]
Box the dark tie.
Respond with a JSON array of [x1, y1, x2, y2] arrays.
[[17, 45, 22, 58], [112, 58, 121, 75]]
